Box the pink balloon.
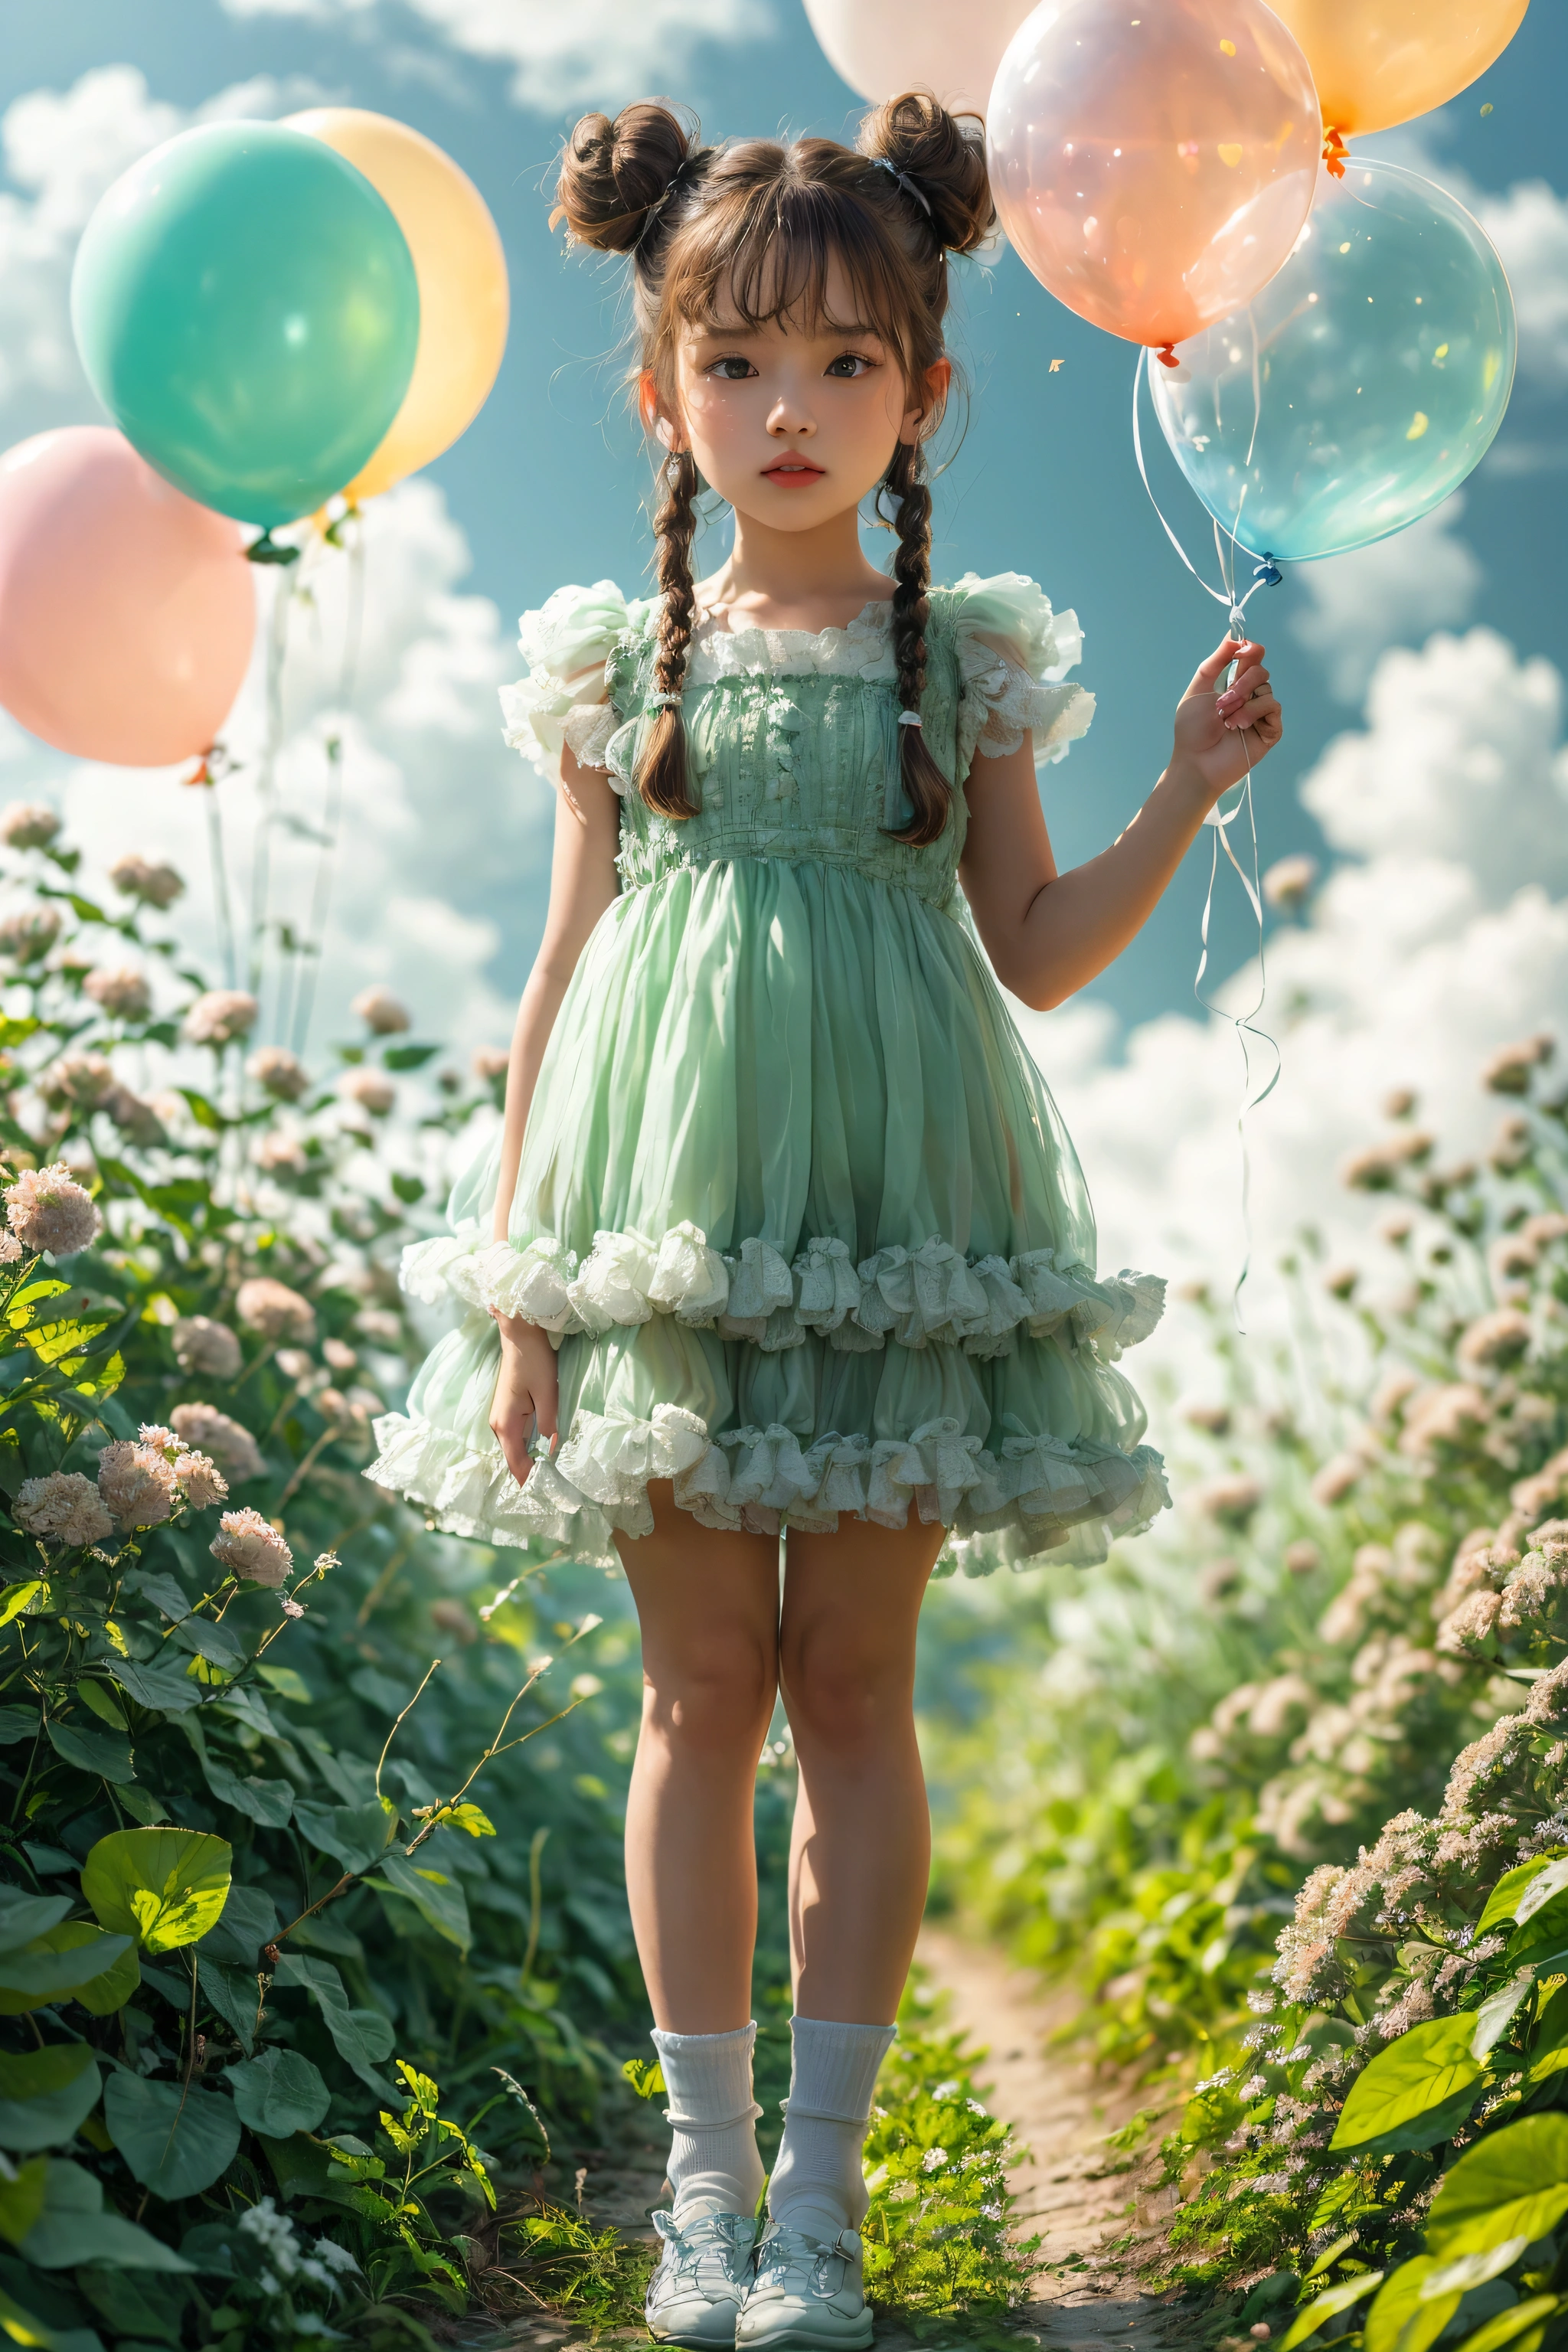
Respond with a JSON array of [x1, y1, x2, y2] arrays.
[[987, 0, 1321, 353], [0, 426, 254, 767]]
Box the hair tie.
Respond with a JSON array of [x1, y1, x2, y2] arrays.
[[897, 710, 924, 727], [635, 152, 704, 249], [871, 155, 936, 224], [646, 691, 684, 710]]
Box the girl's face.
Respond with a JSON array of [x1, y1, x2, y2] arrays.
[[655, 256, 947, 534]]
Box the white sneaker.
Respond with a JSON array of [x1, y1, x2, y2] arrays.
[[646, 2209, 761, 2349], [735, 2220, 873, 2351]]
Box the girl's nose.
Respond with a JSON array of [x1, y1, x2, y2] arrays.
[[766, 400, 816, 438]]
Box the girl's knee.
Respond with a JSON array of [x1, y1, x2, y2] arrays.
[[779, 1626, 914, 1760], [642, 1628, 777, 1757]]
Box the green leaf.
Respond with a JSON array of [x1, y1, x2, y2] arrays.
[[0, 1926, 135, 2010], [1508, 1891, 1568, 1973], [621, 2057, 666, 2099], [382, 1044, 439, 1071], [1427, 2114, 1568, 2257], [0, 2046, 101, 2152], [1281, 2271, 1385, 2349], [199, 1756, 293, 1829], [1330, 2016, 1485, 2154], [272, 1955, 394, 2094], [390, 1172, 424, 1204], [255, 1664, 311, 1704], [195, 1885, 276, 1971], [1366, 2259, 1462, 2352], [0, 2157, 47, 2247], [0, 1896, 74, 1956], [174, 1090, 224, 1134], [224, 2050, 329, 2138], [292, 1798, 396, 1875], [169, 1618, 245, 1671], [375, 1848, 471, 1954], [1461, 2297, 1560, 2352], [103, 2076, 240, 2202], [74, 1683, 125, 1733], [120, 1573, 189, 1624], [104, 1658, 201, 1715], [0, 1705, 40, 1743], [194, 1958, 256, 2057], [44, 1721, 135, 1785], [1512, 1858, 1568, 1927], [0, 1018, 39, 1050], [80, 1828, 232, 1955], [20, 2159, 193, 2269], [1473, 1974, 1538, 2060], [0, 1586, 47, 1628]]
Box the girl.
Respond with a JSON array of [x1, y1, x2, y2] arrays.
[[369, 90, 1281, 2352]]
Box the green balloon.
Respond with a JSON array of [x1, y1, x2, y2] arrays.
[[71, 122, 420, 529]]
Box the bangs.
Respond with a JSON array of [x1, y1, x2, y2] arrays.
[[664, 166, 920, 374]]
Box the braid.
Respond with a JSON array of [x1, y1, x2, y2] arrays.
[[637, 446, 702, 819], [884, 439, 951, 846]]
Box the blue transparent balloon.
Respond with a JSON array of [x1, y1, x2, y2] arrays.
[[1150, 158, 1516, 563]]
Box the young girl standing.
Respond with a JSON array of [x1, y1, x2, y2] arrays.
[[370, 89, 1281, 2352]]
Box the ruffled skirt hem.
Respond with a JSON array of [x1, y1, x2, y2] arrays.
[[364, 1403, 1170, 1579]]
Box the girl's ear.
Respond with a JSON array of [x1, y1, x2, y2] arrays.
[[639, 370, 683, 452], [900, 356, 952, 447]]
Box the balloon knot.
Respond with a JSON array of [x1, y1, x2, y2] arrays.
[[245, 529, 302, 568], [1154, 342, 1181, 370], [1322, 126, 1348, 179], [1252, 555, 1284, 587], [181, 757, 213, 790]]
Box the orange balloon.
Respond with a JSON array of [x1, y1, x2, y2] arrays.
[[0, 428, 253, 767], [1266, 0, 1530, 139], [284, 109, 508, 502], [987, 0, 1322, 352]]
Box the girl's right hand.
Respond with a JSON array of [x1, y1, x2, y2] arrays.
[[488, 1318, 559, 1488]]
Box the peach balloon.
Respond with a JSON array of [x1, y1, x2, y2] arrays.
[[1267, 0, 1530, 139], [802, 0, 1039, 113], [0, 428, 254, 767], [987, 0, 1321, 353], [285, 108, 509, 504]]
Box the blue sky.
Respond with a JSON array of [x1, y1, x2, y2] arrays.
[[1, 0, 1563, 1031]]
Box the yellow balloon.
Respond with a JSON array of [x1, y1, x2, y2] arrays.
[[283, 108, 509, 501], [1267, 0, 1530, 137]]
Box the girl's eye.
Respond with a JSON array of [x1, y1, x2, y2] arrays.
[[825, 352, 875, 378], [707, 356, 758, 381]]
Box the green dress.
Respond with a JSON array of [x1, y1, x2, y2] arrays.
[[366, 572, 1169, 1576]]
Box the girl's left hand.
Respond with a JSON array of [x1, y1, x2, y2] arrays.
[[1171, 636, 1283, 802]]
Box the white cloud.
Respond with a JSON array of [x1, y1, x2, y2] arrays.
[[1289, 495, 1483, 704], [1018, 627, 1568, 1413], [217, 0, 774, 112], [1475, 178, 1568, 394]]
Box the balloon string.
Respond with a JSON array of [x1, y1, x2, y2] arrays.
[[1132, 348, 1282, 1331], [290, 511, 366, 1058]]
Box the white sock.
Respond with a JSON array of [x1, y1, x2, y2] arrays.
[[652, 2022, 766, 2220], [767, 2015, 897, 2245]]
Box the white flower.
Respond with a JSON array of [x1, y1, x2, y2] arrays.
[[0, 803, 60, 850], [920, 2147, 948, 2173], [351, 985, 410, 1035], [174, 1450, 228, 1511], [354, 1306, 403, 1349], [170, 1403, 264, 1485], [96, 1440, 179, 1531], [0, 907, 60, 964], [13, 1472, 112, 1548], [237, 1277, 315, 1343], [322, 1337, 357, 1371], [108, 853, 183, 909], [1195, 1475, 1263, 1527], [5, 1165, 100, 1258], [211, 1507, 292, 1586], [248, 1045, 309, 1102], [1457, 1308, 1532, 1371], [172, 1317, 242, 1380], [338, 1067, 394, 1116], [183, 990, 258, 1047], [39, 1054, 116, 1111], [83, 966, 151, 1019], [255, 1131, 307, 1175]]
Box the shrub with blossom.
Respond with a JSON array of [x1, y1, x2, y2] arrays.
[[169, 1402, 264, 1486], [13, 1471, 113, 1548], [340, 1067, 395, 1116], [351, 985, 410, 1034], [210, 1506, 292, 1585], [183, 988, 259, 1047], [5, 1163, 101, 1257], [0, 907, 60, 963], [107, 852, 183, 908], [0, 803, 60, 851], [248, 1044, 309, 1101], [82, 965, 151, 1019], [171, 1315, 243, 1380], [236, 1275, 315, 1344]]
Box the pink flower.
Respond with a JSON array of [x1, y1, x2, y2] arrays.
[[211, 1507, 292, 1586], [109, 854, 183, 910], [5, 1164, 101, 1258], [174, 1450, 228, 1511], [248, 1046, 309, 1102], [472, 1047, 508, 1083], [83, 966, 151, 1019], [169, 1403, 264, 1486], [13, 1472, 112, 1548], [0, 907, 60, 964], [172, 1317, 242, 1380], [0, 803, 60, 851], [237, 1276, 315, 1344], [338, 1068, 394, 1117], [351, 985, 410, 1035], [183, 990, 258, 1047], [96, 1440, 179, 1530]]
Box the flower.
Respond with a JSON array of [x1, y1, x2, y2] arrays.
[[1457, 1308, 1532, 1371], [1183, 1402, 1232, 1436], [1196, 1475, 1263, 1527], [315, 1387, 368, 1434], [280, 1595, 305, 1619], [353, 1305, 403, 1350], [0, 803, 60, 851], [237, 1276, 315, 1344], [322, 1337, 357, 1371], [183, 990, 258, 1047], [338, 1068, 394, 1116], [174, 1450, 228, 1511], [472, 1046, 509, 1083], [1285, 1540, 1321, 1576], [1490, 1232, 1540, 1283], [1371, 1367, 1421, 1423], [351, 985, 410, 1034], [5, 1164, 101, 1257], [1381, 1088, 1417, 1121], [1340, 1131, 1434, 1191], [13, 1472, 112, 1548], [1482, 1034, 1553, 1095], [104, 1086, 165, 1147], [83, 966, 151, 1019], [275, 1348, 315, 1385], [172, 1316, 242, 1380], [0, 907, 60, 964], [108, 853, 183, 909], [170, 1403, 264, 1485], [1524, 1212, 1568, 1249], [1311, 1452, 1364, 1507], [211, 1507, 292, 1586], [1261, 854, 1317, 913], [39, 1054, 116, 1112], [1322, 1263, 1359, 1301], [1377, 1208, 1415, 1246], [255, 1132, 307, 1175], [1398, 1383, 1491, 1455], [248, 1046, 309, 1102], [96, 1439, 179, 1530]]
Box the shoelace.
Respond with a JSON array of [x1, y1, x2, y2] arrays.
[[651, 2212, 756, 2298]]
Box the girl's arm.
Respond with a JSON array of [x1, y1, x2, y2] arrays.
[[959, 635, 1282, 1011], [488, 749, 621, 1485]]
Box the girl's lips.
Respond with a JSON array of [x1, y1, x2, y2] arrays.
[[763, 461, 825, 485]]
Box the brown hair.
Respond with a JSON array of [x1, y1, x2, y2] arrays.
[[552, 93, 995, 844]]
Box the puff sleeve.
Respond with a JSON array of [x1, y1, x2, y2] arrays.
[[498, 580, 641, 777], [952, 571, 1096, 773]]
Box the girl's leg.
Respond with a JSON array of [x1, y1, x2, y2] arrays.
[[618, 1484, 780, 2233], [757, 1518, 942, 2258]]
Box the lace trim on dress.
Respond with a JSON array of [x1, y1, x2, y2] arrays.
[[400, 1221, 1165, 1364], [364, 1401, 1171, 1573]]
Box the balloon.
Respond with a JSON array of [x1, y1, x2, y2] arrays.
[[1266, 0, 1530, 140], [0, 429, 254, 766], [1150, 159, 1516, 563], [987, 0, 1322, 353], [283, 109, 509, 503], [802, 0, 1037, 113], [71, 122, 420, 529]]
